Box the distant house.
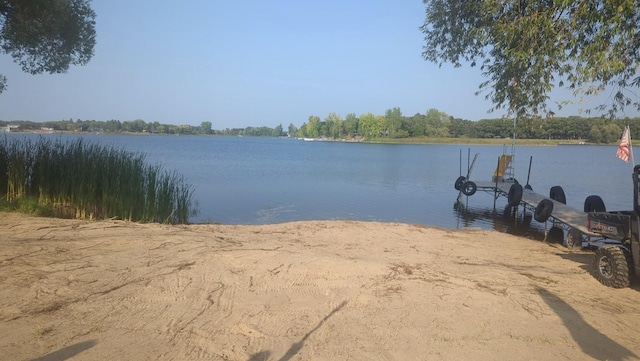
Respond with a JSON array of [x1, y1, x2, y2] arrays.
[[1, 125, 19, 132]]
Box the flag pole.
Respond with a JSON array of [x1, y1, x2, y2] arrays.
[[617, 125, 633, 164], [629, 125, 636, 167]]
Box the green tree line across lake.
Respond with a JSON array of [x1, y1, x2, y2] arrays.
[[297, 108, 640, 144], [3, 108, 640, 144]]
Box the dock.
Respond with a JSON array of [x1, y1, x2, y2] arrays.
[[455, 150, 597, 243], [471, 181, 594, 236]]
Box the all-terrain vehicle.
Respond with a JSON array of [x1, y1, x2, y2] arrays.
[[584, 164, 640, 288]]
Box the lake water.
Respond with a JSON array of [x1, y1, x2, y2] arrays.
[[3, 133, 635, 239]]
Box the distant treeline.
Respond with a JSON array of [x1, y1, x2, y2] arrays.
[[3, 108, 640, 143], [296, 108, 640, 144], [0, 118, 286, 138]]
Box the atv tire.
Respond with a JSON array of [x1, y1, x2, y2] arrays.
[[462, 181, 477, 196], [547, 226, 564, 244], [454, 176, 466, 191], [566, 228, 583, 250], [593, 246, 631, 288], [584, 195, 606, 212], [534, 199, 554, 222], [549, 186, 566, 204], [507, 183, 523, 207]]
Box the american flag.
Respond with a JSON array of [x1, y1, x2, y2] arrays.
[[617, 126, 631, 162]]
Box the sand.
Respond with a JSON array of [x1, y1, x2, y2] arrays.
[[0, 212, 639, 361]]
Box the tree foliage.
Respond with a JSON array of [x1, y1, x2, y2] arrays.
[[200, 121, 212, 134], [0, 0, 97, 92], [421, 0, 640, 118], [4, 111, 640, 144], [385, 107, 407, 138]]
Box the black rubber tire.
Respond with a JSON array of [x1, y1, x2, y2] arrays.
[[584, 195, 606, 212], [593, 246, 631, 288], [534, 199, 554, 222], [507, 183, 523, 207], [454, 176, 466, 191], [462, 181, 477, 196], [566, 228, 583, 250], [549, 186, 566, 204], [547, 226, 565, 244]]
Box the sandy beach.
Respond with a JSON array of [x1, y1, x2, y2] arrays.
[[1, 212, 639, 360]]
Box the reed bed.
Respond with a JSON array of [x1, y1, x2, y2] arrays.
[[0, 136, 196, 224]]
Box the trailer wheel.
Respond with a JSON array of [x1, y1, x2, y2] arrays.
[[593, 246, 631, 288], [547, 226, 564, 244], [507, 183, 523, 207], [454, 176, 466, 191], [534, 199, 554, 222], [549, 186, 566, 204], [566, 228, 583, 250], [462, 181, 477, 196], [584, 195, 606, 212]]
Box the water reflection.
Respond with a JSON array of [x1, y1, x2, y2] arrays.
[[453, 202, 565, 243]]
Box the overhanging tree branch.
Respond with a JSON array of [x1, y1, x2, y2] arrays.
[[0, 0, 96, 93], [421, 0, 640, 118]]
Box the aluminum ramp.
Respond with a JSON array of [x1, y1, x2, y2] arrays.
[[473, 181, 594, 236]]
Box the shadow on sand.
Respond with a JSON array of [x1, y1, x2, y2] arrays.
[[248, 300, 348, 361], [460, 203, 640, 291], [536, 286, 637, 361], [30, 339, 98, 361]]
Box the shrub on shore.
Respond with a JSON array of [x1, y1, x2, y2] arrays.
[[0, 136, 196, 224]]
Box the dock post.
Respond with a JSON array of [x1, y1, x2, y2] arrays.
[[455, 152, 479, 205], [493, 156, 499, 210]]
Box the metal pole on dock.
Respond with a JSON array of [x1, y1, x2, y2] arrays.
[[493, 156, 500, 210], [526, 156, 532, 188]]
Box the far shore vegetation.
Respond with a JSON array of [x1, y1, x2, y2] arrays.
[[0, 137, 196, 224], [2, 108, 638, 145]]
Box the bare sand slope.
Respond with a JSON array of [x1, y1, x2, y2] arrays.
[[1, 212, 639, 361]]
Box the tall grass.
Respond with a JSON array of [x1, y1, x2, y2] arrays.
[[0, 136, 196, 224]]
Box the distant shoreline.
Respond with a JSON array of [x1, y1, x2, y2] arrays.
[[2, 130, 612, 146]]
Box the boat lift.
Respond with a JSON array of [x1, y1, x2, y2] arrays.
[[454, 114, 599, 245], [454, 148, 597, 245]]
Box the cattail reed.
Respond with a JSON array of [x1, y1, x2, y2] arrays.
[[0, 136, 196, 224]]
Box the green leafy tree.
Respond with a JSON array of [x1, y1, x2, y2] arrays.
[[421, 1, 640, 117], [305, 115, 321, 138], [447, 117, 474, 138], [424, 108, 451, 137], [0, 0, 97, 93], [344, 113, 359, 137], [358, 113, 384, 138], [273, 124, 283, 137], [298, 123, 307, 138], [588, 119, 621, 143], [324, 112, 344, 139], [566, 117, 591, 139], [122, 119, 147, 133], [384, 107, 407, 138], [288, 123, 298, 137], [200, 121, 212, 134], [404, 113, 426, 137]]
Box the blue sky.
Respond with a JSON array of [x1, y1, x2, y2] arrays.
[[0, 1, 636, 129]]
